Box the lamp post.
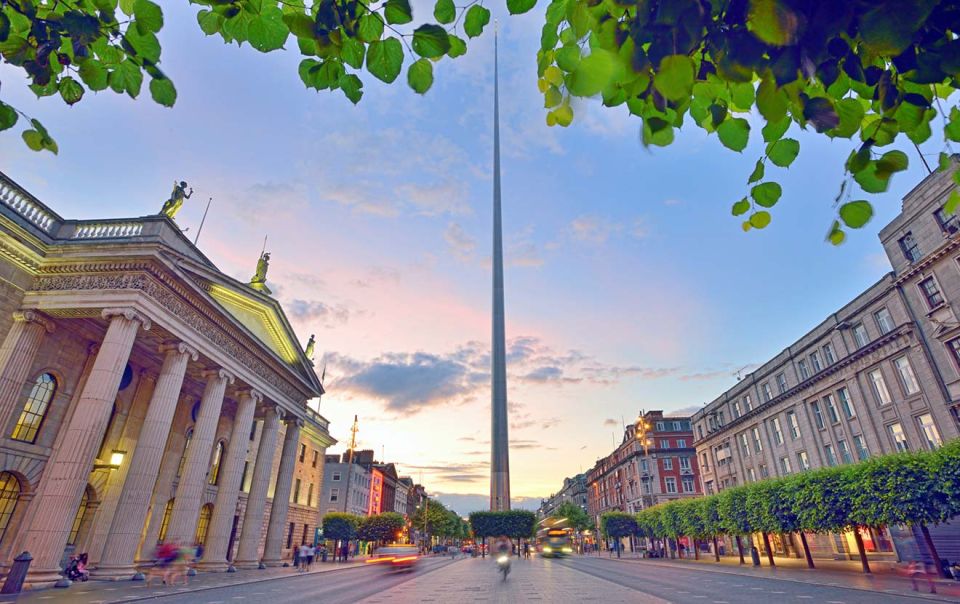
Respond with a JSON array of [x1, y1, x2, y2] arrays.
[[93, 449, 126, 470]]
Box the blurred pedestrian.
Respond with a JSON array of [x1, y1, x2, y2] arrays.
[[298, 543, 310, 572], [306, 544, 315, 569], [293, 544, 301, 570]]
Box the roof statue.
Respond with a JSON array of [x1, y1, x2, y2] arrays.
[[304, 334, 316, 360], [249, 251, 272, 294], [160, 180, 193, 220]]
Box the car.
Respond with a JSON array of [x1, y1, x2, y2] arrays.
[[365, 545, 420, 573]]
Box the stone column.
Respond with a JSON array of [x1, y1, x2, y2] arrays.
[[21, 308, 149, 588], [94, 342, 198, 579], [196, 389, 261, 571], [164, 368, 233, 546], [262, 417, 302, 566], [0, 310, 54, 433], [233, 405, 281, 568], [135, 419, 188, 561]]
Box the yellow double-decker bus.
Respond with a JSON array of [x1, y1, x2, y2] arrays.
[[537, 518, 573, 558]]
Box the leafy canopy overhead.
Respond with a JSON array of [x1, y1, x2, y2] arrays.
[[3, 1, 960, 240]]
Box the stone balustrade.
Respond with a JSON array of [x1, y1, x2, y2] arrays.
[[72, 222, 144, 239], [0, 178, 57, 233]]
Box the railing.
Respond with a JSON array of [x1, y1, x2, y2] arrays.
[[72, 222, 143, 239], [0, 178, 57, 232], [304, 406, 330, 430]]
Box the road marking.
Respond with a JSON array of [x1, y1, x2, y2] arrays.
[[827, 601, 845, 603], [797, 596, 813, 599], [770, 591, 786, 594]]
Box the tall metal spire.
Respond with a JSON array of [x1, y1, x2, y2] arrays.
[[490, 22, 511, 512]]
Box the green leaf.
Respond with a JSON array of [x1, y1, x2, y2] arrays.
[[282, 12, 314, 38], [247, 8, 288, 52], [407, 58, 434, 94], [556, 44, 581, 72], [748, 160, 765, 184], [939, 152, 952, 172], [507, 0, 537, 15], [124, 28, 161, 63], [197, 9, 224, 36], [945, 190, 960, 214], [551, 103, 574, 127], [717, 117, 750, 152], [133, 0, 163, 34], [367, 37, 404, 83], [654, 55, 695, 101], [732, 197, 751, 216], [828, 222, 846, 245], [831, 98, 865, 138], [447, 35, 466, 58], [0, 12, 9, 43], [434, 0, 456, 23], [339, 73, 363, 104], [385, 0, 413, 25], [839, 200, 873, 228], [22, 129, 44, 151], [544, 86, 562, 108], [766, 138, 799, 167], [0, 102, 17, 131], [762, 115, 790, 143], [750, 211, 772, 229], [875, 150, 908, 177], [358, 14, 384, 43], [751, 182, 782, 207], [412, 24, 450, 59], [853, 161, 890, 193], [803, 96, 839, 132], [78, 60, 109, 91], [945, 107, 960, 142], [568, 50, 616, 97], [58, 77, 84, 105], [341, 37, 365, 69], [119, 59, 143, 98], [464, 5, 490, 38], [756, 77, 787, 123], [748, 0, 799, 46], [149, 76, 176, 107]]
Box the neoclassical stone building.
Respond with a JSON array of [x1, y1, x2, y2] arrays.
[[0, 172, 334, 588]]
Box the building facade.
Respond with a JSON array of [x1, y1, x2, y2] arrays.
[[538, 473, 587, 519], [320, 456, 371, 517], [692, 167, 960, 562], [0, 172, 335, 588]]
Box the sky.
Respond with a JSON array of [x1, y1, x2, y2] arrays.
[[0, 3, 947, 514]]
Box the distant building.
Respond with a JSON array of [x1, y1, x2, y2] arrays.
[[537, 473, 587, 519], [320, 454, 370, 517]]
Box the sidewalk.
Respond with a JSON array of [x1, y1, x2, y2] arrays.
[[594, 551, 960, 601], [0, 558, 367, 604]]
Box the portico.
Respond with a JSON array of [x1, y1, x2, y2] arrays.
[[0, 172, 334, 589]]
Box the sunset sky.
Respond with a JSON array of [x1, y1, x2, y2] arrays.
[[0, 3, 944, 513]]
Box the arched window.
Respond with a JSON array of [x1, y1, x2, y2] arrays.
[[0, 472, 21, 543], [195, 503, 213, 545], [177, 428, 193, 478], [158, 498, 175, 542], [208, 440, 225, 486], [11, 373, 56, 443], [68, 486, 91, 545]]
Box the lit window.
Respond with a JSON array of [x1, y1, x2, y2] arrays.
[[919, 276, 944, 309], [738, 433, 750, 457], [771, 418, 783, 445], [869, 369, 892, 405], [837, 387, 855, 419], [743, 395, 753, 412], [888, 423, 909, 452], [916, 414, 942, 449], [733, 400, 742, 419], [796, 451, 810, 470], [899, 232, 922, 263], [11, 373, 57, 443], [853, 323, 870, 349], [823, 343, 836, 365], [853, 435, 869, 460], [293, 478, 301, 504], [786, 411, 800, 439], [208, 440, 225, 485], [810, 401, 824, 430], [776, 373, 788, 394], [751, 427, 763, 453], [824, 394, 840, 424], [194, 503, 213, 545], [875, 308, 895, 335], [0, 473, 21, 543], [894, 357, 920, 395], [158, 499, 175, 542]]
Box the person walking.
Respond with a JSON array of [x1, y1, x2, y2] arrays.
[[523, 542, 531, 560], [298, 543, 310, 572], [293, 544, 301, 571], [306, 543, 315, 570]]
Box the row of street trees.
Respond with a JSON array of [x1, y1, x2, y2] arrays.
[[618, 440, 960, 575], [320, 511, 406, 552], [468, 510, 538, 558]]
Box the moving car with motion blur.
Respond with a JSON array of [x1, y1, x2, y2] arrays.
[[365, 545, 420, 573]]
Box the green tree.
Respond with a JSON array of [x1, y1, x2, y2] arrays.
[[699, 497, 724, 563], [321, 512, 360, 557], [4, 1, 959, 242], [554, 501, 591, 531], [358, 512, 405, 544], [411, 497, 454, 542], [600, 511, 637, 558], [716, 486, 752, 565]]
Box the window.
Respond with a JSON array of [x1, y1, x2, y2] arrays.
[[771, 418, 783, 445], [664, 477, 677, 493], [746, 467, 757, 482], [10, 373, 56, 443], [888, 423, 909, 452], [312, 451, 318, 468], [717, 411, 725, 426], [701, 452, 709, 472], [682, 477, 695, 493], [853, 323, 870, 349], [853, 435, 869, 460], [759, 464, 769, 478], [330, 488, 340, 502], [869, 369, 892, 405], [837, 387, 855, 419], [761, 382, 773, 402], [697, 425, 704, 440], [798, 359, 809, 380], [787, 411, 801, 439], [307, 483, 314, 507], [679, 456, 691, 470], [68, 488, 89, 545], [894, 356, 920, 395], [738, 432, 751, 456], [299, 443, 306, 463], [177, 429, 193, 478], [811, 401, 825, 430], [660, 439, 670, 448], [732, 400, 742, 418], [776, 373, 788, 394], [824, 394, 840, 424], [916, 414, 943, 449], [899, 232, 922, 263], [195, 503, 213, 545], [779, 456, 792, 475], [743, 395, 753, 412], [823, 343, 836, 365], [875, 308, 895, 335], [662, 457, 673, 470], [705, 480, 714, 495], [0, 472, 21, 544], [920, 276, 945, 309], [935, 206, 960, 234], [640, 459, 649, 472], [292, 478, 302, 504], [286, 522, 295, 549], [158, 499, 175, 542], [824, 444, 838, 466], [332, 472, 341, 481], [810, 351, 822, 373], [796, 451, 810, 470], [208, 440, 225, 485], [751, 427, 763, 453], [656, 422, 665, 431], [676, 439, 686, 448], [838, 439, 853, 464]]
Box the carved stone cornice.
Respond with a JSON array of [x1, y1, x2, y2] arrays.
[[13, 309, 55, 333], [237, 388, 264, 404], [159, 341, 199, 362], [202, 368, 236, 386], [102, 307, 152, 331], [33, 266, 309, 402]]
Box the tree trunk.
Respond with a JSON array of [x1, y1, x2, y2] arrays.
[[735, 535, 745, 565], [693, 538, 700, 560], [799, 532, 815, 569], [616, 537, 621, 558], [852, 527, 871, 574], [713, 536, 720, 562], [762, 532, 775, 567], [482, 536, 486, 559], [920, 523, 947, 578]]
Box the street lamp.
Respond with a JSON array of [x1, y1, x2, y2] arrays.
[[93, 449, 126, 470], [635, 414, 652, 455]]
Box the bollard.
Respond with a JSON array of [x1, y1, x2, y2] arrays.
[[0, 552, 32, 594]]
